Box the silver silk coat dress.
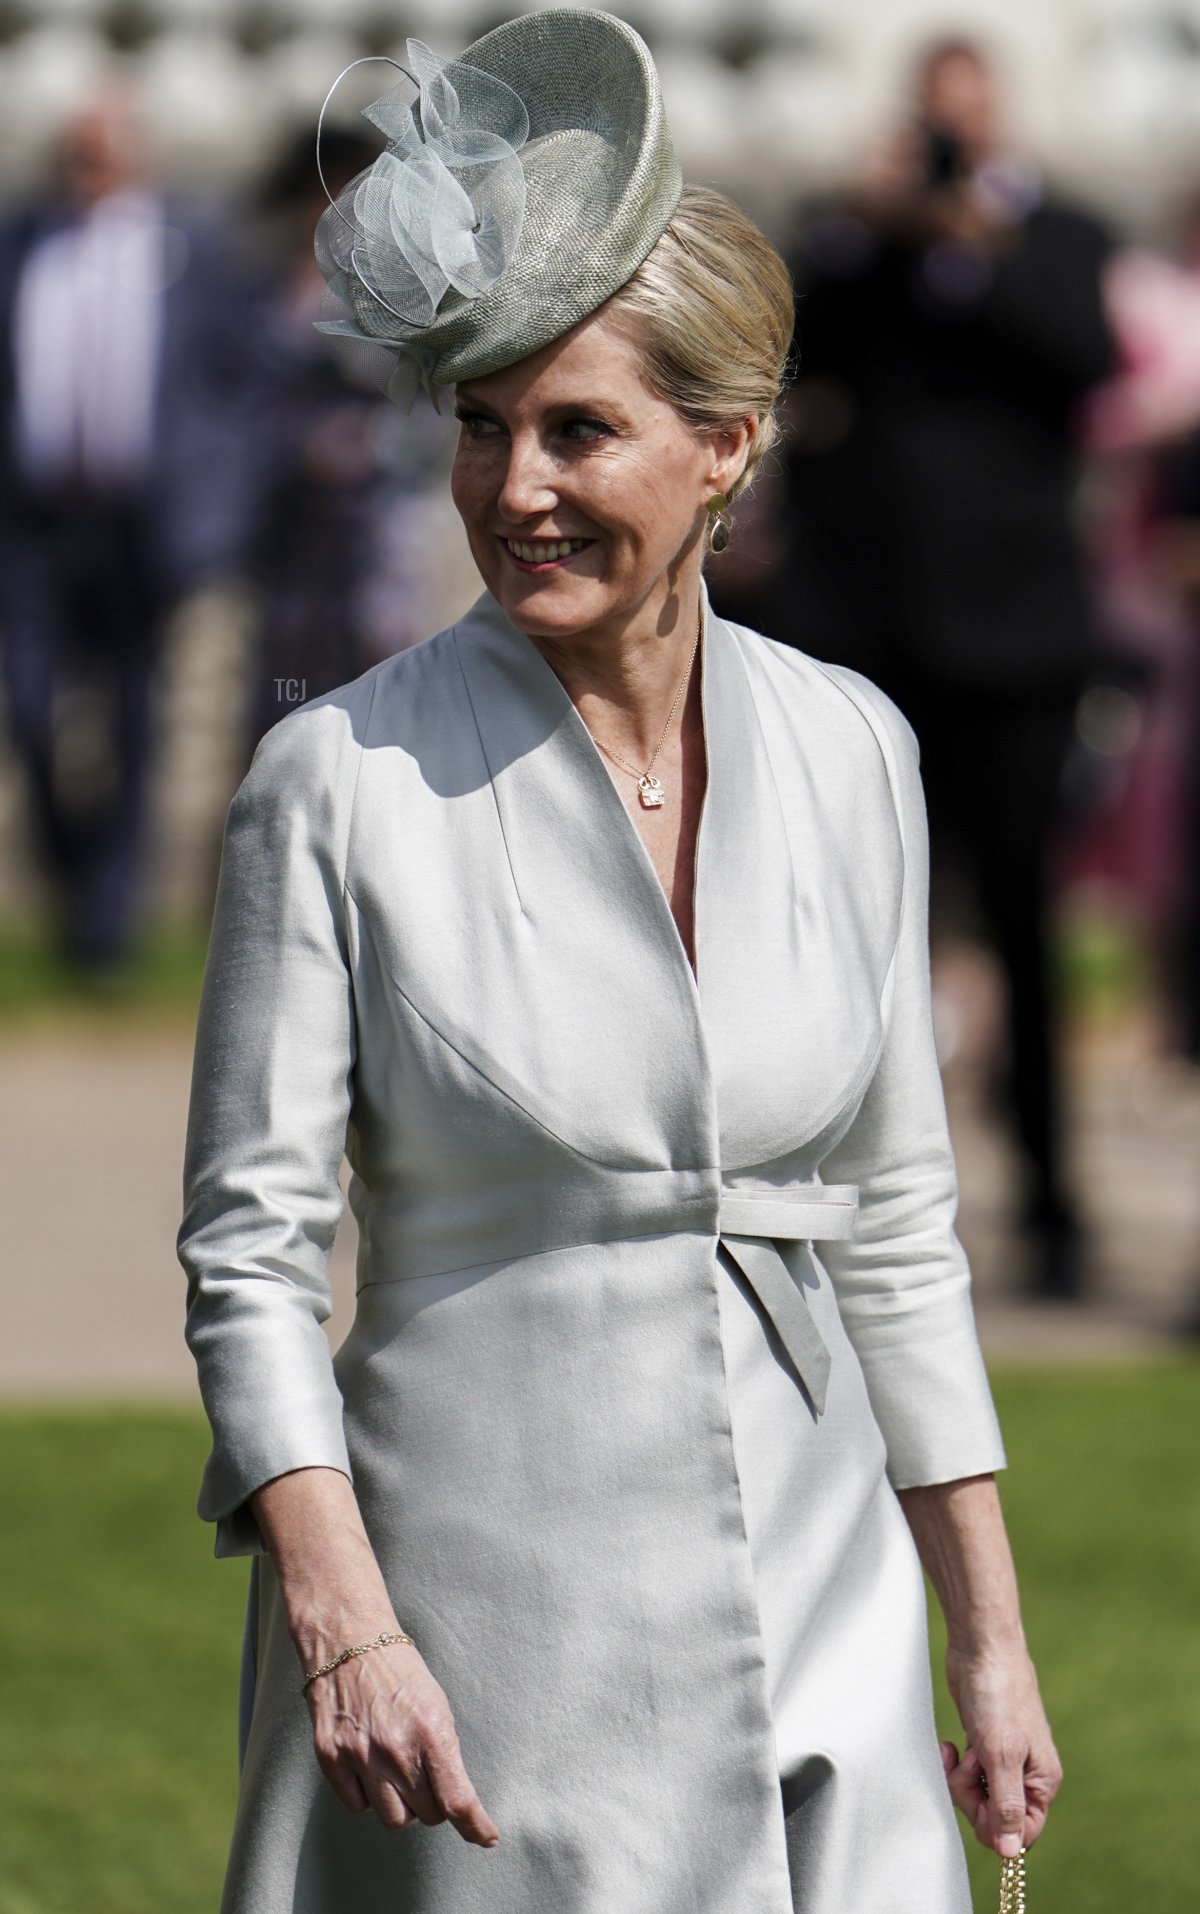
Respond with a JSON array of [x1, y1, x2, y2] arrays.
[[178, 584, 1007, 1914]]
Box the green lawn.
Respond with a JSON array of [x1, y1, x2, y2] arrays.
[[0, 923, 210, 1026], [931, 1364, 1200, 1913], [1, 1367, 1196, 1913], [0, 1410, 246, 1914]]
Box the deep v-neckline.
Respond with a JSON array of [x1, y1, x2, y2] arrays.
[[546, 612, 710, 986], [577, 651, 708, 978], [451, 584, 788, 1024]]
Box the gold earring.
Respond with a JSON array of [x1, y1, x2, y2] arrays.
[[706, 494, 731, 554]]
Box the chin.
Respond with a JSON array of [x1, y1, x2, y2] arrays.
[[488, 569, 612, 639]]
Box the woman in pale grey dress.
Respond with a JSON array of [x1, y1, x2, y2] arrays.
[[177, 14, 1062, 1912]]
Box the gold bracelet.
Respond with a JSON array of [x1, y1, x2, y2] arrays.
[[999, 1848, 1027, 1913], [301, 1629, 415, 1694]]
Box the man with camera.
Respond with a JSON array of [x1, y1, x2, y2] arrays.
[[776, 39, 1117, 1302]]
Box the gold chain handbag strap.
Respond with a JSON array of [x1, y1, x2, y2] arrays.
[[978, 1764, 1028, 1913], [999, 1849, 1027, 1913]]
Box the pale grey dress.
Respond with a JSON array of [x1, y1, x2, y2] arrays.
[[178, 586, 1006, 1913]]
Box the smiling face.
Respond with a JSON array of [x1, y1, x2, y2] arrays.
[[450, 308, 750, 645]]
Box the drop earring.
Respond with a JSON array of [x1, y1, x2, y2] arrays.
[[706, 494, 731, 553]]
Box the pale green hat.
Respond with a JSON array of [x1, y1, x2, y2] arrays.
[[314, 10, 682, 408]]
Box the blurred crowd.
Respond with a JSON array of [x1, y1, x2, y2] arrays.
[[1, 35, 1199, 1314], [0, 81, 449, 971]]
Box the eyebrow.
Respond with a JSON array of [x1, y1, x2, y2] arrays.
[[454, 392, 629, 422]]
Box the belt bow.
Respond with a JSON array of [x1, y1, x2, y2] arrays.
[[717, 1182, 859, 1418]]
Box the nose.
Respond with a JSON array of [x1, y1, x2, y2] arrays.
[[496, 429, 558, 524]]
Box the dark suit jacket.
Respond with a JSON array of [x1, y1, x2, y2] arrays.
[[0, 195, 263, 600], [774, 189, 1116, 696]]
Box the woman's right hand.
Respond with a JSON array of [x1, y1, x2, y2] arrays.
[[247, 1468, 500, 1848], [306, 1637, 500, 1846]]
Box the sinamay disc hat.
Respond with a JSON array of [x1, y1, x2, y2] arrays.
[[313, 9, 683, 408]]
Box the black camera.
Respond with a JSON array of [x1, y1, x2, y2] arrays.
[[922, 123, 968, 187]]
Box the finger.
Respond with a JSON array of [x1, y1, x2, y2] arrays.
[[939, 1740, 959, 1780], [1018, 1743, 1064, 1848], [422, 1737, 500, 1847], [312, 1741, 371, 1816], [945, 1755, 988, 1833], [359, 1770, 418, 1832], [325, 1769, 371, 1815], [978, 1747, 1028, 1858], [959, 1744, 986, 1807], [378, 1752, 446, 1829]]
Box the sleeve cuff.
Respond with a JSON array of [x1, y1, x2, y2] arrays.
[[198, 1420, 354, 1560], [847, 1288, 1007, 1490]]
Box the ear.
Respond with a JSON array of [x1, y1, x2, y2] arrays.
[[703, 416, 757, 498]]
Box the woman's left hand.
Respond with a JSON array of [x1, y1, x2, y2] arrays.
[[939, 1637, 1063, 1857]]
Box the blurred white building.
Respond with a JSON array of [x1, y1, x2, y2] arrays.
[[2, 1, 1200, 230]]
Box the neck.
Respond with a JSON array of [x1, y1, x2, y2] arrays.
[[521, 566, 705, 761]]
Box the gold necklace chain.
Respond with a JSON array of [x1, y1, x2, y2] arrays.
[[590, 606, 702, 810]]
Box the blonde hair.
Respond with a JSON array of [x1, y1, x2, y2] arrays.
[[601, 184, 794, 502]]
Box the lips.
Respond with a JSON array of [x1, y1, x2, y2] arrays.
[[500, 535, 592, 570]]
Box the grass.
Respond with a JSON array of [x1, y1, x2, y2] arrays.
[[0, 1367, 1196, 1913], [931, 1363, 1200, 1912], [0, 923, 210, 1027], [0, 1408, 247, 1914]]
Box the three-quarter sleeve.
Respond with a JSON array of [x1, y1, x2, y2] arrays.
[[177, 695, 364, 1557], [815, 670, 1007, 1490]]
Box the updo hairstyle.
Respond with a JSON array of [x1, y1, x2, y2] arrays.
[[600, 184, 794, 504]]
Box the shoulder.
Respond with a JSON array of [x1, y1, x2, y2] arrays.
[[723, 621, 928, 874], [810, 656, 920, 779], [725, 619, 919, 778], [241, 663, 380, 797], [229, 631, 458, 854], [1028, 194, 1115, 260], [247, 630, 457, 781]]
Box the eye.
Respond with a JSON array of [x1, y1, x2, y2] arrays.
[[560, 416, 613, 442], [453, 407, 504, 438]]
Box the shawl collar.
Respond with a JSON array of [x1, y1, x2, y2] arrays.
[[442, 585, 891, 1174]]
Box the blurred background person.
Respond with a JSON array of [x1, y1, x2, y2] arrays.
[[1154, 413, 1200, 1333], [1160, 439, 1200, 1075], [237, 124, 451, 763], [1068, 173, 1200, 1340], [1130, 186, 1200, 1068], [1091, 180, 1200, 1335], [0, 83, 259, 974], [738, 36, 1118, 1302]]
